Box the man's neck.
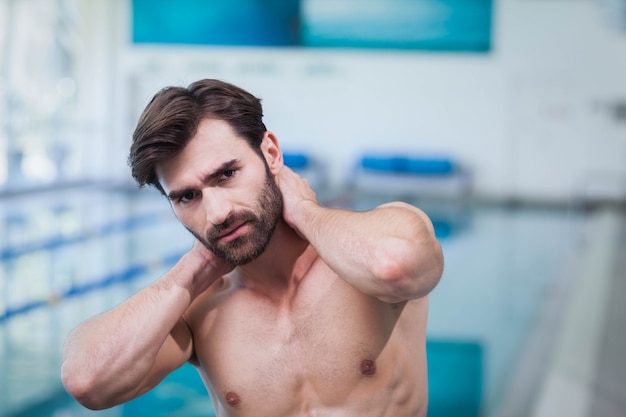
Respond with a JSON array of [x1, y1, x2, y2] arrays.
[[236, 219, 317, 300]]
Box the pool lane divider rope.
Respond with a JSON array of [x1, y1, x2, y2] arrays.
[[1, 211, 172, 261], [0, 249, 186, 322], [0, 210, 178, 322]]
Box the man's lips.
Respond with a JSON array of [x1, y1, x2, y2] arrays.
[[216, 222, 248, 242]]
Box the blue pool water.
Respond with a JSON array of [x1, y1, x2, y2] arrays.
[[0, 188, 584, 417]]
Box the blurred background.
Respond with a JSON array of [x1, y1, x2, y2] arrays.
[[0, 0, 625, 416]]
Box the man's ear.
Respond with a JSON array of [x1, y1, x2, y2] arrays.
[[260, 131, 283, 175]]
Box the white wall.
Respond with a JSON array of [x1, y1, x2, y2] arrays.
[[499, 0, 626, 202], [93, 0, 626, 203]]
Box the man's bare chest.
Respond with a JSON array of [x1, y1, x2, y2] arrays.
[[187, 277, 409, 414]]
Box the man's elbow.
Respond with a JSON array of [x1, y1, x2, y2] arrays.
[[419, 241, 444, 294], [374, 242, 444, 301], [61, 360, 116, 410]]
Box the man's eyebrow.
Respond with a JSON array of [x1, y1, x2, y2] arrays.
[[167, 188, 193, 202], [166, 159, 240, 201]]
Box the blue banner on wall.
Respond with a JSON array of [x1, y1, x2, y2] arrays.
[[132, 0, 301, 46], [132, 0, 492, 52]]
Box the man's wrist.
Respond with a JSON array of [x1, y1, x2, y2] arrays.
[[166, 250, 215, 299], [288, 198, 319, 235]]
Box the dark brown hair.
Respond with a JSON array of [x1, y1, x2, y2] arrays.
[[128, 79, 267, 193]]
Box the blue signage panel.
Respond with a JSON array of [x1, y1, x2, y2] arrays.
[[132, 0, 492, 52]]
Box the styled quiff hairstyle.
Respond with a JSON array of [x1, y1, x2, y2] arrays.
[[128, 79, 267, 194]]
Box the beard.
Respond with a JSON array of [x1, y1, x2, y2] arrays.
[[188, 166, 283, 265]]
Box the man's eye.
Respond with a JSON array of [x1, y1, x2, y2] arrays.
[[221, 169, 236, 180], [180, 192, 195, 203]]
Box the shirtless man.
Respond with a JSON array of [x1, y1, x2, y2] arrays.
[[61, 79, 444, 417]]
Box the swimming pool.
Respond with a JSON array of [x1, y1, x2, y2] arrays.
[[0, 188, 586, 417]]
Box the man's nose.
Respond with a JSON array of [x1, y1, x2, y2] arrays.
[[202, 189, 232, 226]]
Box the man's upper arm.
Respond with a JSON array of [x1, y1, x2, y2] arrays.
[[377, 201, 437, 234]]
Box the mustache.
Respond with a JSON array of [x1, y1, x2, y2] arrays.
[[207, 211, 257, 240]]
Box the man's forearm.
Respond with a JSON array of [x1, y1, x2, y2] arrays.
[[293, 201, 443, 303], [61, 250, 213, 408]]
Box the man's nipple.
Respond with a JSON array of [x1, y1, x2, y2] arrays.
[[225, 391, 241, 407], [360, 359, 377, 376]]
